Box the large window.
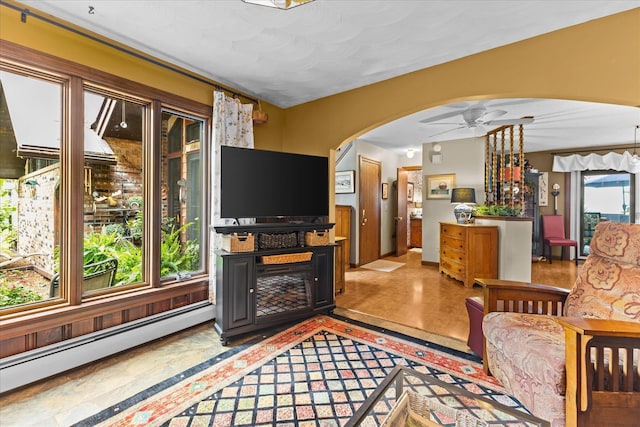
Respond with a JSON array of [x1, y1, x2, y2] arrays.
[[81, 91, 147, 294], [161, 111, 205, 279], [0, 59, 210, 312], [0, 68, 62, 309], [580, 170, 635, 255]]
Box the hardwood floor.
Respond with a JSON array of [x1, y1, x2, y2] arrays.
[[335, 249, 579, 347], [1, 248, 580, 426]]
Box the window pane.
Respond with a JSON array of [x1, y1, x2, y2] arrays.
[[581, 171, 634, 255], [0, 70, 61, 309], [161, 111, 204, 280], [83, 92, 145, 294]]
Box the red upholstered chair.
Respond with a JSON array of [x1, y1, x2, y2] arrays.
[[542, 214, 578, 265], [464, 296, 484, 357]]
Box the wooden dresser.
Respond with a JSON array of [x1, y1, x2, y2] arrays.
[[439, 222, 498, 288], [410, 218, 422, 248], [334, 237, 346, 294], [335, 205, 352, 270]]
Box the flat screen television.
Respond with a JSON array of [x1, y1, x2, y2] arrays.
[[220, 146, 329, 220]]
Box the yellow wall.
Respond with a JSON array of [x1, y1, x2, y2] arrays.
[[1, 2, 639, 157], [284, 8, 640, 155], [0, 0, 285, 149]]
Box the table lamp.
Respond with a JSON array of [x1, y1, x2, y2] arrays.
[[451, 188, 476, 224]]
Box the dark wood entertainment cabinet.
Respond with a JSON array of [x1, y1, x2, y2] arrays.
[[213, 222, 335, 345]]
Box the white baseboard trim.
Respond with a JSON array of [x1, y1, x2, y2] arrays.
[[0, 302, 215, 393]]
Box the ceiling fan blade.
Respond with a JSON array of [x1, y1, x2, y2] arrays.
[[481, 109, 507, 121], [474, 125, 487, 136], [486, 98, 540, 108], [418, 121, 465, 127], [418, 110, 465, 124], [427, 125, 468, 138], [484, 117, 535, 126]]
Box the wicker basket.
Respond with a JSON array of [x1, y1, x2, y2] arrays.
[[261, 251, 313, 265], [305, 230, 330, 246], [221, 233, 255, 253], [258, 232, 298, 249], [382, 390, 487, 427]]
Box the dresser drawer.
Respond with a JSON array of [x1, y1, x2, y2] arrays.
[[439, 257, 465, 279], [440, 235, 466, 252], [441, 247, 465, 264], [439, 222, 498, 288], [440, 223, 465, 239]]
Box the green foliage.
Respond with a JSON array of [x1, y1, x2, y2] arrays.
[[128, 210, 143, 242], [80, 218, 199, 285], [0, 179, 17, 252], [127, 196, 143, 209], [0, 283, 43, 307], [473, 204, 522, 217], [0, 229, 17, 253], [83, 228, 141, 285], [103, 223, 125, 236], [160, 221, 199, 277]]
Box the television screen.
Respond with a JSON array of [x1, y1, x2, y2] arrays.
[[220, 146, 329, 219]]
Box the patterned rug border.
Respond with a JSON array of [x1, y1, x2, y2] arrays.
[[77, 315, 502, 426]]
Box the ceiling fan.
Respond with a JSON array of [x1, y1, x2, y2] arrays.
[[418, 101, 535, 138]]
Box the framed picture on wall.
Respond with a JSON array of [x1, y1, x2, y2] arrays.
[[407, 182, 414, 201], [336, 170, 355, 194], [538, 172, 549, 206], [382, 182, 389, 199], [426, 173, 456, 199]]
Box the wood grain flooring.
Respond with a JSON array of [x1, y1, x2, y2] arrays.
[[335, 250, 579, 346], [1, 250, 580, 426]]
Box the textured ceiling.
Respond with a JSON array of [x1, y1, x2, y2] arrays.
[[16, 0, 640, 153]]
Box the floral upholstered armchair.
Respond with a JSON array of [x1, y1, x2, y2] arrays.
[[478, 221, 640, 427]]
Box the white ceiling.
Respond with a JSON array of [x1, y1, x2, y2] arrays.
[[19, 0, 640, 154]]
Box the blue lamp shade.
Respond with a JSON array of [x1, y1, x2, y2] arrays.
[[451, 188, 476, 224]]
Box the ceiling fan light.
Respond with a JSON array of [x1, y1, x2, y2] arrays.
[[242, 0, 314, 9]]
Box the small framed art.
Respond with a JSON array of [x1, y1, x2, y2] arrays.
[[426, 173, 456, 199], [335, 170, 355, 194], [382, 182, 389, 199]]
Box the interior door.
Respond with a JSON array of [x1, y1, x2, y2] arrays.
[[358, 156, 381, 266], [395, 168, 409, 256]]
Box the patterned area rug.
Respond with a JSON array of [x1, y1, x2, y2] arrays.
[[360, 259, 405, 272], [78, 315, 532, 427]]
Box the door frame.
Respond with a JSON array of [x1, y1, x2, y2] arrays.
[[358, 155, 381, 266], [395, 166, 422, 257]]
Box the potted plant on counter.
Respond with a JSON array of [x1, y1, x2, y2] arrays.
[[473, 204, 522, 218]]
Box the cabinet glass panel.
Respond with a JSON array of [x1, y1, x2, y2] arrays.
[[255, 262, 313, 319]]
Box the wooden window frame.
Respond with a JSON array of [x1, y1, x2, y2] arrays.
[[0, 40, 211, 320]]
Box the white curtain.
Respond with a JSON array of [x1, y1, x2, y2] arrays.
[[553, 151, 640, 173], [209, 90, 254, 303]]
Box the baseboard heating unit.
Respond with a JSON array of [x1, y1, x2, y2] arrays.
[[0, 302, 215, 393]]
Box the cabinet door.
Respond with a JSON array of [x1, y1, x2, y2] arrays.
[[313, 246, 334, 308], [225, 256, 255, 329], [467, 228, 498, 280]]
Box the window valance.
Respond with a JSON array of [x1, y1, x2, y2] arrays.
[[552, 151, 640, 173]]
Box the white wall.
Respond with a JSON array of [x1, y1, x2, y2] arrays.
[[335, 142, 358, 262], [337, 137, 486, 265], [336, 139, 411, 264], [421, 138, 486, 263]]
